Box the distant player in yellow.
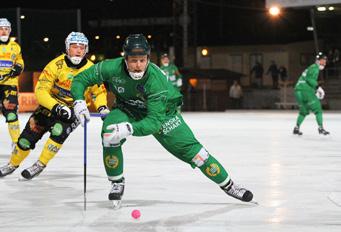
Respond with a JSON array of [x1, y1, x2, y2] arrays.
[[0, 32, 109, 180], [0, 18, 24, 148]]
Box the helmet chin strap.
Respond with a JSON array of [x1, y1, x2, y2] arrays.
[[125, 59, 149, 80], [0, 36, 9, 42], [67, 49, 84, 65], [68, 56, 83, 65]]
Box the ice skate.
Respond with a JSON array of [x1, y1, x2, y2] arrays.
[[20, 161, 46, 180], [221, 180, 254, 203], [0, 163, 18, 177], [293, 126, 303, 135], [108, 178, 125, 209], [318, 127, 330, 135]]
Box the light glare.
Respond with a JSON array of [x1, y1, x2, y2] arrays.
[[269, 6, 280, 16]]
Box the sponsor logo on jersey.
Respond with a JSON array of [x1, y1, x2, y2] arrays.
[[56, 78, 73, 89], [125, 99, 145, 109], [56, 59, 63, 69], [52, 85, 72, 99], [136, 84, 145, 93], [112, 76, 125, 84], [0, 60, 13, 68], [115, 86, 125, 93], [161, 115, 182, 135]]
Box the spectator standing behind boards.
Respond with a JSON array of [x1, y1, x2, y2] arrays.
[[229, 80, 243, 109], [267, 60, 279, 89], [250, 62, 264, 88], [278, 65, 288, 83]]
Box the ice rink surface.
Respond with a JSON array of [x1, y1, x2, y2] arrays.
[[0, 111, 340, 232]]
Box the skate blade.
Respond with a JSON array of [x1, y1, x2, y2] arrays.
[[111, 200, 122, 209], [18, 176, 30, 181], [249, 200, 259, 205]]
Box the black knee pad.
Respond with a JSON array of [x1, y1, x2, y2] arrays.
[[3, 111, 18, 123], [49, 121, 78, 144], [17, 135, 34, 151]]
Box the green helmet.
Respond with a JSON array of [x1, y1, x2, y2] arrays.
[[161, 53, 168, 58], [316, 52, 327, 61], [123, 34, 151, 57]]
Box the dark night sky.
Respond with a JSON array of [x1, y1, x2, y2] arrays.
[[1, 0, 315, 45], [1, 0, 340, 69]]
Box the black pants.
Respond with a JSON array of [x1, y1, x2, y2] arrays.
[[0, 85, 19, 122], [272, 76, 279, 89]]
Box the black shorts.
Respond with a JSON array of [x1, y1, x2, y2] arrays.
[[17, 105, 79, 150], [0, 85, 19, 122]]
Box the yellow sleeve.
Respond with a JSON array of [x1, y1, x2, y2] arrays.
[[15, 43, 24, 69], [88, 84, 108, 111], [34, 63, 59, 110]]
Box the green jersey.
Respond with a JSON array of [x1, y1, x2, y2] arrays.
[[295, 63, 320, 92], [71, 57, 183, 136], [160, 64, 182, 88]]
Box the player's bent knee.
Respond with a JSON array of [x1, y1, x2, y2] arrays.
[[299, 111, 309, 117], [17, 137, 33, 151], [50, 123, 69, 144], [102, 137, 125, 148], [6, 112, 18, 123], [312, 108, 322, 115], [191, 147, 209, 167]]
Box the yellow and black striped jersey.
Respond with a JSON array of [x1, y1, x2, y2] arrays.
[[35, 54, 107, 110], [0, 40, 24, 86]]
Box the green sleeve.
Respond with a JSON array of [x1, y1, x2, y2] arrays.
[[305, 65, 319, 89], [131, 90, 168, 136], [71, 62, 106, 100]]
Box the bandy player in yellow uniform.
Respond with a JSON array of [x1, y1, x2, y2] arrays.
[[0, 18, 24, 148], [0, 32, 109, 180]]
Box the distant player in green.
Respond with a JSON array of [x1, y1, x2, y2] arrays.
[[293, 52, 329, 135], [71, 34, 253, 204], [160, 53, 182, 91]]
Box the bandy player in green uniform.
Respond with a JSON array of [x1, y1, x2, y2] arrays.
[[160, 53, 182, 90], [71, 34, 253, 205], [293, 52, 329, 135]]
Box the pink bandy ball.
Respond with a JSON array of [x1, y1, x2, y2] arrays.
[[131, 209, 141, 219]]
